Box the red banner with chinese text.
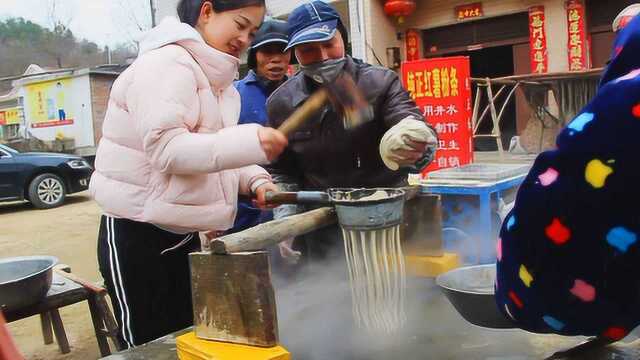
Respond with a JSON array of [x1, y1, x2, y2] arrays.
[[566, 0, 589, 71], [401, 57, 474, 176], [405, 29, 421, 61], [529, 6, 548, 73]]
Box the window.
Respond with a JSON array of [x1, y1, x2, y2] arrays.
[[2, 125, 20, 140]]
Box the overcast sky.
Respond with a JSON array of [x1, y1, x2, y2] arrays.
[[0, 0, 153, 47]]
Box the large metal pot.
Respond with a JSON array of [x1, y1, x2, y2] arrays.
[[0, 256, 58, 312], [436, 264, 515, 329]]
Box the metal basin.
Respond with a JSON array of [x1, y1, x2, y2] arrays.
[[328, 188, 406, 230], [0, 256, 58, 312], [436, 264, 515, 329]]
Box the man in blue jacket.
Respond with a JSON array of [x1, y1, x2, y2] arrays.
[[232, 20, 292, 233]]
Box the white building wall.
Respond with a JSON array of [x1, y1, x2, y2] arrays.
[[364, 0, 400, 66], [21, 74, 95, 148], [155, 0, 179, 21]]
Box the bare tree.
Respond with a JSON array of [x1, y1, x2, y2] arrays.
[[45, 0, 73, 32], [112, 0, 153, 53], [42, 0, 75, 67]]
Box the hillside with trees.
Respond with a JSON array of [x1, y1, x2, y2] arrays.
[[0, 17, 136, 80]]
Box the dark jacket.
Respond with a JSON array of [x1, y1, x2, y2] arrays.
[[266, 56, 431, 190]]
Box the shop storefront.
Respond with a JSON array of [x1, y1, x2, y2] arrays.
[[367, 0, 638, 149]]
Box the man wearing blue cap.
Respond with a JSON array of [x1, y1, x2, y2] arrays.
[[231, 20, 292, 234], [267, 1, 437, 263]]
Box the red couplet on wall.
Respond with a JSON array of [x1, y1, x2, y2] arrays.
[[529, 6, 548, 73], [401, 56, 474, 176], [405, 29, 421, 61], [566, 0, 590, 71]]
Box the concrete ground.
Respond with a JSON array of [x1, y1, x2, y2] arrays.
[[1, 192, 104, 359]]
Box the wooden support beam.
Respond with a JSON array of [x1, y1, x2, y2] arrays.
[[474, 85, 506, 134], [211, 207, 337, 254], [496, 82, 521, 125], [485, 78, 504, 157]]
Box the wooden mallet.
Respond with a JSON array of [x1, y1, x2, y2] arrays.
[[276, 71, 372, 136]]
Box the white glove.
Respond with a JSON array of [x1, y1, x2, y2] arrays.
[[379, 117, 438, 171]]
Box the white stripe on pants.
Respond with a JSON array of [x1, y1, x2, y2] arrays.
[[106, 216, 135, 347]]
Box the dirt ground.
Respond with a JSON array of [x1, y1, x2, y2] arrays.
[[1, 192, 104, 359]]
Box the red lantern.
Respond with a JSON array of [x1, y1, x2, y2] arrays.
[[384, 0, 416, 24]]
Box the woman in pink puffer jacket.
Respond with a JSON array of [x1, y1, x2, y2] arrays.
[[89, 0, 287, 347]]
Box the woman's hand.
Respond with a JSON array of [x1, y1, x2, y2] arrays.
[[253, 182, 280, 209], [258, 127, 288, 162]]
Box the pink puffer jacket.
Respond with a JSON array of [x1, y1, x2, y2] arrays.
[[90, 17, 270, 232]]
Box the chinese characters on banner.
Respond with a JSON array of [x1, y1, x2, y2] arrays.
[[455, 3, 483, 21], [401, 57, 474, 176], [529, 6, 548, 73], [25, 79, 74, 128], [405, 29, 421, 61], [566, 0, 589, 71]]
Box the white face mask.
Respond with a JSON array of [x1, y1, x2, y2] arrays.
[[299, 57, 347, 84]]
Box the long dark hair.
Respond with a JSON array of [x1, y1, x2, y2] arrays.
[[177, 0, 266, 27]]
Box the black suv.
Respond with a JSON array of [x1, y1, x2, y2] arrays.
[[0, 144, 93, 209]]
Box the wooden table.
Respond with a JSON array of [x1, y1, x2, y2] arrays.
[[4, 271, 122, 357]]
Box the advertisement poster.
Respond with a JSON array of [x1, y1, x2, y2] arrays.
[[401, 56, 474, 176], [25, 79, 74, 128], [0, 107, 23, 125]]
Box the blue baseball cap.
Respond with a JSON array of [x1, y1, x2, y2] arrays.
[[251, 19, 289, 50], [285, 1, 342, 51]]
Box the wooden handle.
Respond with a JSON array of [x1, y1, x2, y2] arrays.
[[265, 191, 331, 205], [211, 186, 419, 254], [265, 192, 298, 205], [211, 207, 337, 254], [53, 265, 106, 295], [277, 88, 329, 136]]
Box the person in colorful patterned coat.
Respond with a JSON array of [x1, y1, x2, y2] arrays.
[[495, 13, 640, 342]]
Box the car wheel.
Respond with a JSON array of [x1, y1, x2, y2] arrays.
[[28, 173, 66, 209]]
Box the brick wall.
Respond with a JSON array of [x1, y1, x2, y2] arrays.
[[89, 74, 116, 145]]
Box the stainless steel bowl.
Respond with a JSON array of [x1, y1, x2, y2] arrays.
[[0, 256, 58, 312], [436, 264, 515, 329], [328, 188, 406, 231]]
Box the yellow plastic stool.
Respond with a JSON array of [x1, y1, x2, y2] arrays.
[[176, 332, 290, 360]]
